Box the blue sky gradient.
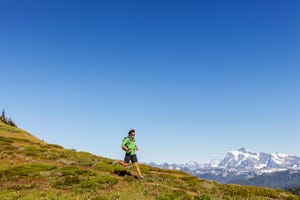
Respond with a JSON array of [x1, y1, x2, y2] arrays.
[[1, 0, 299, 163]]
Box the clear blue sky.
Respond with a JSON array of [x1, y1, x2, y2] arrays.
[[1, 0, 299, 163]]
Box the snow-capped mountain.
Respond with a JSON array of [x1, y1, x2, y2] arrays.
[[148, 148, 300, 185], [218, 147, 300, 173]]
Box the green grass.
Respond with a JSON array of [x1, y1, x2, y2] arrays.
[[0, 121, 299, 200], [157, 190, 193, 200], [0, 164, 56, 181]]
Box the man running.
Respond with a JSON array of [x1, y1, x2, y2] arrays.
[[115, 129, 144, 179]]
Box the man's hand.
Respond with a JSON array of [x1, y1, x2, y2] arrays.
[[127, 149, 132, 153]]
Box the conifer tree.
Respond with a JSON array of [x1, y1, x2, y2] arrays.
[[0, 110, 17, 127], [1, 110, 6, 123], [7, 118, 16, 127]]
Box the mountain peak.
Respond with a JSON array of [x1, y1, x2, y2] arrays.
[[238, 147, 247, 152]]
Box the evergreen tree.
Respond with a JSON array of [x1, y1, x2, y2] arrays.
[[1, 110, 5, 123], [0, 110, 17, 127], [7, 118, 16, 127]]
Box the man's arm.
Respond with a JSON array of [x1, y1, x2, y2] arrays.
[[122, 137, 131, 152], [122, 145, 131, 152]]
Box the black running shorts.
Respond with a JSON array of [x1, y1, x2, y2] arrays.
[[124, 153, 138, 163]]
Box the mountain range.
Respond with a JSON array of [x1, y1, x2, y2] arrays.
[[149, 147, 300, 189]]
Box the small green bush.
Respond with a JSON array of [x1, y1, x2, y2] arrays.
[[1, 143, 16, 151], [157, 190, 192, 200], [92, 161, 114, 173], [51, 166, 97, 189], [13, 137, 33, 144], [76, 175, 118, 192], [52, 166, 118, 191], [96, 175, 119, 189], [8, 183, 36, 190], [23, 146, 46, 157], [223, 184, 251, 196], [61, 151, 95, 166], [0, 164, 56, 181], [124, 174, 135, 182], [181, 176, 200, 192], [43, 150, 60, 160], [52, 175, 81, 189], [0, 136, 13, 143], [195, 194, 211, 200], [59, 166, 95, 176], [13, 164, 56, 176]]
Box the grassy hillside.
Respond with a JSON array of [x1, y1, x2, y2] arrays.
[[0, 121, 299, 200]]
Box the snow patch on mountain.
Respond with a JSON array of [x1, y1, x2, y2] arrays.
[[148, 147, 300, 183]]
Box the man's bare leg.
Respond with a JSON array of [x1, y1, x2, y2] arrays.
[[134, 162, 143, 178], [118, 160, 128, 166]]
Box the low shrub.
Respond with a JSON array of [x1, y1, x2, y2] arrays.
[[52, 166, 118, 191], [0, 136, 13, 143], [59, 166, 95, 176], [52, 175, 81, 189], [181, 176, 200, 192], [93, 161, 114, 173], [23, 146, 46, 157], [157, 190, 192, 200], [0, 164, 56, 181], [195, 194, 211, 200], [96, 175, 118, 188], [51, 166, 96, 189]]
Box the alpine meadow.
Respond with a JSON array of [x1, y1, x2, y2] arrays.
[[0, 119, 299, 199]]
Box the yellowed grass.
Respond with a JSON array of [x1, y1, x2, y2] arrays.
[[0, 121, 45, 144]]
